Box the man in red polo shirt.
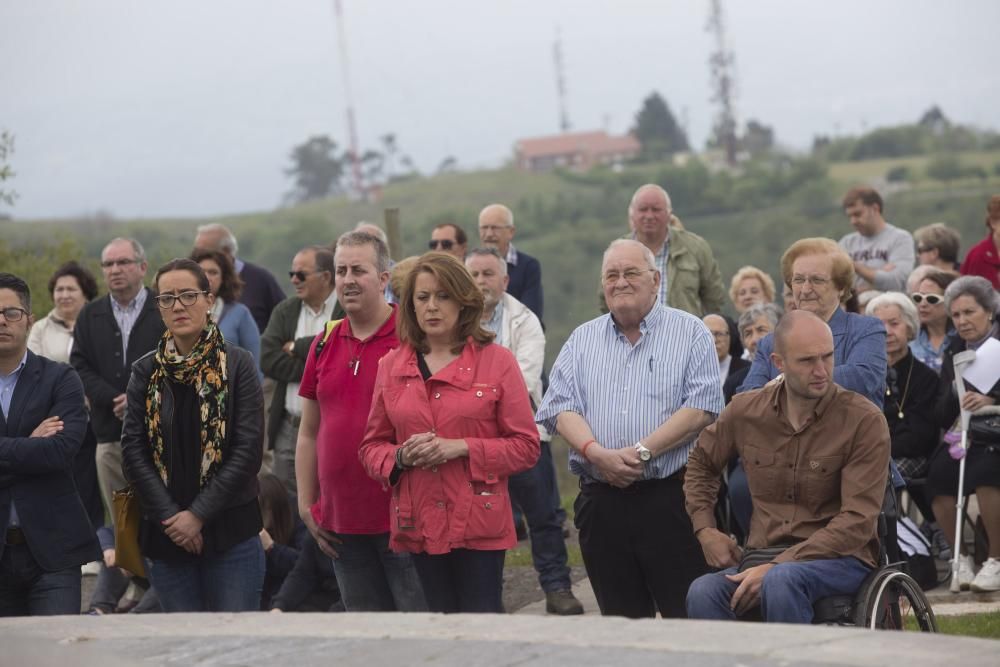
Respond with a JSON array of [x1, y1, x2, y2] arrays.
[[295, 230, 426, 611]]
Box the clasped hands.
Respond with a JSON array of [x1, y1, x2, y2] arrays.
[[162, 510, 204, 555], [585, 442, 643, 488], [398, 432, 468, 469]]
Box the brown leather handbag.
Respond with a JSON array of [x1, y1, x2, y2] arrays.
[[112, 485, 146, 577]]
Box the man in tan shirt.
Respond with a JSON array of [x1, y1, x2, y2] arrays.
[[684, 310, 891, 623]]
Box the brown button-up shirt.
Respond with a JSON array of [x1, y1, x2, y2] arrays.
[[685, 381, 890, 567]]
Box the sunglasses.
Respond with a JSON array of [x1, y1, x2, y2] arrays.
[[428, 239, 455, 250], [288, 270, 314, 282], [911, 292, 943, 305]]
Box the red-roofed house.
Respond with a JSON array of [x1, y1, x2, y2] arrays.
[[514, 130, 641, 172]]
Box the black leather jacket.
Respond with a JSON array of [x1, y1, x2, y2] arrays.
[[121, 342, 263, 525]]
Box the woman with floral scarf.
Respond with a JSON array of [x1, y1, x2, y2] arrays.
[[121, 258, 265, 612]]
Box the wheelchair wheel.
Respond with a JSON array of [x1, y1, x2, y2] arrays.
[[853, 568, 938, 632]]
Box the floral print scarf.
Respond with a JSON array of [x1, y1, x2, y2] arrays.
[[145, 322, 228, 486]]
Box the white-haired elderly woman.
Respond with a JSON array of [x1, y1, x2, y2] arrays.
[[865, 293, 941, 518], [929, 276, 1000, 592]]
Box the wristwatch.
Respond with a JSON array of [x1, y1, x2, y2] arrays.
[[634, 441, 652, 463]]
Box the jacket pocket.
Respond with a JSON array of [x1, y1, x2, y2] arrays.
[[457, 385, 501, 422], [465, 489, 509, 541]]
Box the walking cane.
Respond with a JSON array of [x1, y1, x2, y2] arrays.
[[950, 349, 977, 593]]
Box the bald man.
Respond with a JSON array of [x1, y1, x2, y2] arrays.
[[478, 204, 543, 320], [684, 311, 891, 624]]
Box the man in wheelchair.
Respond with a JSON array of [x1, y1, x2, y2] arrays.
[[684, 311, 891, 623]]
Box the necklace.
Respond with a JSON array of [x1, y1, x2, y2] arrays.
[[887, 356, 914, 419]]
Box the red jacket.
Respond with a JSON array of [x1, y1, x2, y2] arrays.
[[960, 235, 1000, 290], [360, 339, 540, 555]]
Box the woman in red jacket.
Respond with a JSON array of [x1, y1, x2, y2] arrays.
[[360, 252, 539, 613], [960, 195, 1000, 289]]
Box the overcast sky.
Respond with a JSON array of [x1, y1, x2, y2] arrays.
[[2, 0, 998, 219]]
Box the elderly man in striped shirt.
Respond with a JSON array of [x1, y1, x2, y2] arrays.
[[537, 239, 724, 619]]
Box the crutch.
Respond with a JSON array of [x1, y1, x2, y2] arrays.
[[950, 349, 977, 593]]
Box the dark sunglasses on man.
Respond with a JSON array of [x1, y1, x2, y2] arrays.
[[428, 239, 455, 251], [288, 270, 313, 282], [911, 292, 943, 305]]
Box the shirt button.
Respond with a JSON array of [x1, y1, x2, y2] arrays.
[[476, 390, 483, 397], [431, 466, 438, 473], [434, 392, 441, 399], [436, 501, 444, 509], [484, 502, 492, 509]]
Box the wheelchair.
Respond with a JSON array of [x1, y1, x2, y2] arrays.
[[720, 479, 939, 632]]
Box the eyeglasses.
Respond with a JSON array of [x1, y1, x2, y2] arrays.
[[710, 331, 730, 340], [916, 245, 934, 253], [790, 275, 831, 287], [288, 270, 315, 282], [101, 258, 139, 269], [154, 291, 206, 309], [911, 292, 943, 305], [428, 239, 455, 250], [602, 268, 654, 285], [0, 307, 29, 322]]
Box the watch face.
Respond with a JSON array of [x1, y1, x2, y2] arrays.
[[638, 448, 651, 462]]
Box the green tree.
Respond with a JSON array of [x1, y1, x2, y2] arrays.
[[926, 155, 964, 182], [284, 135, 345, 204], [742, 119, 774, 156], [632, 92, 689, 161]]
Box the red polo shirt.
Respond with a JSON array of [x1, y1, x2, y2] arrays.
[[299, 307, 399, 534]]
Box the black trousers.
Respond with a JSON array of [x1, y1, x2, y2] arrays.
[[411, 548, 505, 613], [575, 473, 708, 619]]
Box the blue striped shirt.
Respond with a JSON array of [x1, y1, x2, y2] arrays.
[[536, 304, 723, 482]]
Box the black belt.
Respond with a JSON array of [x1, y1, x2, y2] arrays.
[[580, 466, 686, 494], [5, 527, 26, 546]]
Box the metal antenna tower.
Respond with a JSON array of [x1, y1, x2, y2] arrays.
[[333, 0, 364, 194], [706, 0, 738, 166], [553, 28, 570, 133]]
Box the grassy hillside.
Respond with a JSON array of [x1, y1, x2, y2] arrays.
[[4, 153, 999, 367]]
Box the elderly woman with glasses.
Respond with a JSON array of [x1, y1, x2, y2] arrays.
[[928, 275, 1000, 592], [121, 258, 265, 612], [909, 268, 957, 374], [738, 238, 886, 407]]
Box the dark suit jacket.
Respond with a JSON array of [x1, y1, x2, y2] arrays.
[[239, 261, 287, 333], [506, 249, 543, 322], [0, 351, 101, 571], [723, 358, 751, 405], [70, 289, 165, 442]]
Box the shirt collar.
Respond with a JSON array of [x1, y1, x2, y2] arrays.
[[769, 379, 839, 425], [0, 350, 29, 380], [111, 287, 147, 313], [505, 244, 518, 266], [483, 300, 504, 335], [607, 302, 666, 339], [303, 291, 337, 316], [234, 257, 245, 274]]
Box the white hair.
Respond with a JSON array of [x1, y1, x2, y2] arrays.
[[602, 239, 657, 272], [628, 184, 673, 215], [866, 291, 920, 341], [195, 223, 238, 255]]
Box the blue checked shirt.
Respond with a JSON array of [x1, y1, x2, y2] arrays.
[[536, 304, 724, 483]]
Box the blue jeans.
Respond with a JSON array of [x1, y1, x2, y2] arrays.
[[148, 536, 265, 612], [0, 543, 81, 616], [686, 557, 871, 623], [411, 548, 505, 613], [330, 532, 426, 612], [508, 445, 571, 592]]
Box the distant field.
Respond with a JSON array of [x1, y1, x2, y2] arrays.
[[828, 149, 1000, 185]]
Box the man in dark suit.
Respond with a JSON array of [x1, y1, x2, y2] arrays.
[[0, 272, 101, 615], [71, 237, 165, 520], [194, 223, 286, 333], [478, 204, 543, 321]]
